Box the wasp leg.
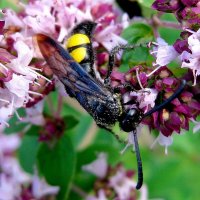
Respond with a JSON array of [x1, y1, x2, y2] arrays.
[[113, 83, 152, 95], [144, 80, 186, 117], [97, 124, 125, 143], [104, 44, 142, 86], [113, 83, 138, 94]]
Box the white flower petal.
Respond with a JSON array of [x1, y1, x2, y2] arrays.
[[82, 153, 108, 178], [0, 134, 20, 153], [109, 167, 136, 199], [32, 169, 59, 199]]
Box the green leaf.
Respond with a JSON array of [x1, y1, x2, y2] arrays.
[[37, 134, 76, 200], [4, 108, 27, 134], [76, 142, 121, 172], [70, 142, 122, 198], [18, 135, 40, 174], [120, 23, 153, 71], [0, 0, 20, 11], [159, 14, 181, 44], [138, 0, 155, 8], [68, 115, 94, 148], [63, 115, 79, 130], [168, 64, 188, 77], [122, 23, 153, 44], [26, 125, 41, 136], [120, 47, 150, 72]]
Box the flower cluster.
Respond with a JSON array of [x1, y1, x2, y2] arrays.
[[152, 0, 200, 29], [82, 153, 148, 200], [0, 1, 130, 199], [0, 0, 200, 198], [0, 0, 199, 151], [151, 0, 200, 137], [151, 1, 200, 85], [0, 130, 59, 200], [0, 0, 128, 127]]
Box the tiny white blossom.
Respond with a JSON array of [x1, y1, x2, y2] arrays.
[[181, 29, 200, 85], [109, 167, 136, 199], [130, 88, 158, 112], [187, 29, 200, 57], [152, 38, 179, 66], [23, 100, 45, 125], [151, 133, 173, 154], [7, 40, 36, 78], [0, 133, 20, 154], [181, 56, 200, 86], [32, 169, 60, 199], [0, 174, 21, 200], [82, 153, 108, 178], [5, 74, 32, 99], [0, 95, 13, 126], [1, 157, 31, 184], [1, 9, 24, 28], [22, 1, 55, 35], [95, 25, 127, 51], [192, 120, 200, 133]]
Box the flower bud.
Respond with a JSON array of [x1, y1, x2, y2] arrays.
[[152, 0, 181, 13]]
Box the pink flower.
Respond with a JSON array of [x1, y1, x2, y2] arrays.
[[82, 153, 108, 178], [130, 88, 158, 112], [181, 29, 200, 85], [109, 167, 136, 199], [84, 154, 148, 199], [0, 89, 14, 126], [0, 133, 20, 154], [0, 174, 21, 200], [192, 120, 200, 133], [7, 40, 35, 77], [152, 38, 179, 66], [32, 169, 59, 199], [22, 1, 56, 35], [95, 24, 127, 51], [151, 133, 173, 154], [1, 9, 24, 29], [1, 157, 31, 184], [5, 74, 32, 102], [23, 100, 45, 125]]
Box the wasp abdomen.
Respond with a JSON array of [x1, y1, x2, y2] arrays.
[[66, 21, 96, 77], [67, 34, 90, 63]]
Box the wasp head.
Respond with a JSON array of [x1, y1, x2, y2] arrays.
[[119, 108, 144, 132]]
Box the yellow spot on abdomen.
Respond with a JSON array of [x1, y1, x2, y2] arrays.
[[70, 47, 87, 63], [67, 34, 90, 48]]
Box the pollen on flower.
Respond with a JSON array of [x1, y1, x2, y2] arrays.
[[162, 109, 170, 121]]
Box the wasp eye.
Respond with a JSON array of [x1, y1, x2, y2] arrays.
[[119, 109, 142, 132]]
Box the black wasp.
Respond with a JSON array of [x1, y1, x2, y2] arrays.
[[36, 21, 185, 189]]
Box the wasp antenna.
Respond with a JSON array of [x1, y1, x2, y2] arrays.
[[144, 79, 186, 117], [132, 130, 143, 190]]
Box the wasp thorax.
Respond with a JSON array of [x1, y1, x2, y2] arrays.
[[119, 108, 143, 132]]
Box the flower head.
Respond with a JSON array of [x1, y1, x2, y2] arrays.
[[181, 29, 200, 85], [0, 0, 128, 127], [84, 153, 148, 200], [151, 38, 179, 67], [152, 0, 181, 13]]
